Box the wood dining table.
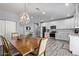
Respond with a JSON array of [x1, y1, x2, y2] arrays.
[[8, 37, 41, 55]]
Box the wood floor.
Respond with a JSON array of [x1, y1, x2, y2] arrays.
[[0, 38, 76, 56], [46, 38, 74, 56]]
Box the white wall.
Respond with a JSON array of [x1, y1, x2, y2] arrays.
[[0, 11, 24, 35], [24, 22, 41, 37]]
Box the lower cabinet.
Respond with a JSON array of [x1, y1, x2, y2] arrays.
[[55, 32, 69, 41], [55, 30, 74, 41]]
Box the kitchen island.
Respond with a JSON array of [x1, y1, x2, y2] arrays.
[[69, 34, 79, 55]]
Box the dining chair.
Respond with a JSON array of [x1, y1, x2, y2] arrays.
[[30, 38, 48, 56], [0, 35, 22, 56], [11, 32, 19, 39], [0, 35, 11, 56], [23, 49, 34, 56]]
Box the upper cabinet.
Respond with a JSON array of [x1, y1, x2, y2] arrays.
[[74, 4, 79, 28], [56, 18, 74, 29], [41, 17, 75, 29]]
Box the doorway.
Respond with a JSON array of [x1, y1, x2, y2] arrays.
[[42, 27, 46, 38]]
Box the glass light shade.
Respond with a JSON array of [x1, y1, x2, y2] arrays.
[[20, 13, 30, 25]]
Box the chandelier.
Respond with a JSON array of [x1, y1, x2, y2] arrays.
[[20, 3, 30, 25]]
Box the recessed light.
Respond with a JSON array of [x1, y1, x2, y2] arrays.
[[65, 3, 69, 6], [42, 11, 46, 15]]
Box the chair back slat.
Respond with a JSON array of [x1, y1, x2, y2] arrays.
[[11, 32, 19, 39], [0, 36, 11, 56], [38, 38, 48, 56]]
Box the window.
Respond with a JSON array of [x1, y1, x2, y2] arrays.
[[0, 20, 16, 37], [0, 20, 6, 36], [6, 21, 16, 37]]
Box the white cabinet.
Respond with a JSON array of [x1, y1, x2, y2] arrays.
[[56, 18, 74, 29], [41, 18, 74, 39], [69, 35, 79, 55], [55, 32, 69, 41], [42, 18, 74, 29], [55, 30, 74, 41]]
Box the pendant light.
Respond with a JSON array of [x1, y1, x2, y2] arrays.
[[20, 2, 30, 25]]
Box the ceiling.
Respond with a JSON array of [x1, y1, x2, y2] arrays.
[[0, 3, 76, 22]]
